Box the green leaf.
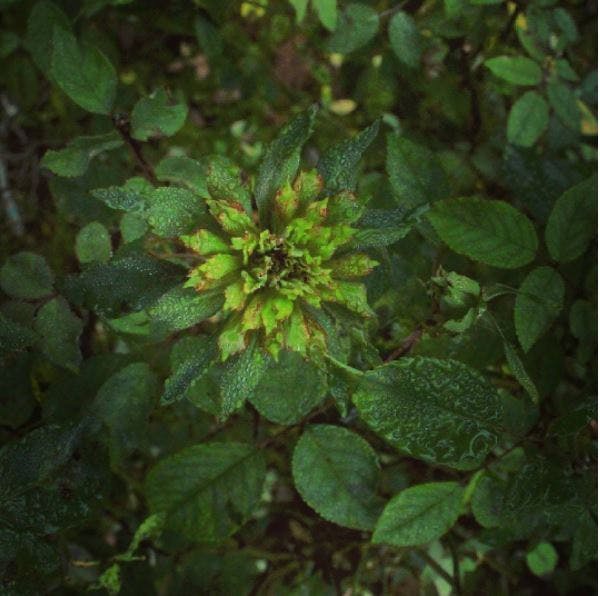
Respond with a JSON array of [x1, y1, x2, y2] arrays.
[[120, 213, 148, 242], [249, 350, 328, 424], [148, 187, 209, 237], [569, 512, 596, 570], [0, 31, 19, 59], [326, 3, 379, 54], [427, 196, 538, 269], [503, 342, 540, 404], [386, 134, 450, 208], [41, 132, 123, 178], [0, 424, 80, 497], [526, 542, 559, 577], [388, 11, 421, 68], [148, 285, 224, 335], [484, 55, 543, 86], [507, 92, 549, 147], [193, 14, 223, 60], [92, 363, 158, 465], [0, 252, 54, 299], [115, 513, 164, 562], [97, 564, 120, 596], [312, 0, 337, 31], [25, 0, 71, 72], [0, 313, 37, 354], [34, 297, 83, 371], [373, 482, 464, 546], [545, 176, 597, 263], [51, 26, 117, 114], [91, 180, 150, 212], [145, 442, 266, 542], [206, 155, 252, 213], [65, 254, 184, 316], [218, 338, 268, 420], [162, 335, 218, 405], [547, 82, 580, 131], [292, 424, 384, 530], [255, 105, 318, 225], [514, 266, 564, 353], [317, 120, 379, 193], [156, 155, 208, 196], [289, 0, 309, 23], [131, 89, 188, 141], [75, 221, 112, 264], [353, 357, 507, 470]]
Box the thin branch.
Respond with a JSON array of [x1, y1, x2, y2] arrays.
[[413, 548, 456, 590], [384, 327, 422, 362], [0, 150, 24, 237], [112, 113, 158, 185]]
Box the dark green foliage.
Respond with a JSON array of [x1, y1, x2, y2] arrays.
[[0, 0, 596, 594]]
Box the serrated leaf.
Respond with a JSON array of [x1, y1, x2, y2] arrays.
[[388, 11, 421, 68], [92, 363, 158, 465], [25, 0, 71, 72], [51, 26, 117, 114], [65, 254, 184, 316], [92, 182, 149, 212], [34, 297, 83, 371], [156, 155, 208, 196], [317, 120, 379, 193], [545, 176, 597, 263], [218, 337, 267, 420], [206, 155, 252, 213], [427, 196, 538, 268], [386, 134, 450, 208], [255, 105, 318, 225], [373, 482, 464, 546], [326, 3, 379, 54], [148, 285, 223, 335], [249, 350, 327, 424], [484, 55, 542, 86], [145, 442, 266, 542], [507, 91, 549, 147], [353, 357, 507, 470], [162, 335, 218, 405], [41, 132, 123, 178], [148, 187, 209, 237], [292, 424, 384, 530], [514, 266, 564, 353], [75, 221, 112, 264], [131, 89, 188, 141], [0, 252, 54, 299]]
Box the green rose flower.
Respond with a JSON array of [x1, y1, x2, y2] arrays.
[[181, 169, 378, 360]]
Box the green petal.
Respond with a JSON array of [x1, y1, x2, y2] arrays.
[[294, 169, 324, 212], [329, 253, 378, 279], [180, 229, 231, 255], [207, 199, 256, 235]]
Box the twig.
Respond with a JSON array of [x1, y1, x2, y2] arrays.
[[447, 535, 462, 595], [0, 152, 24, 237], [384, 328, 422, 362], [414, 548, 456, 591], [112, 113, 158, 185]]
